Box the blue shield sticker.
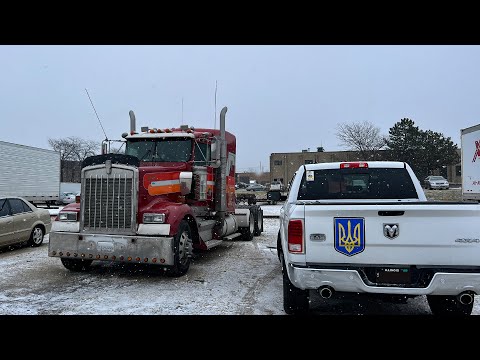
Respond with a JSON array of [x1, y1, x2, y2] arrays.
[[334, 218, 365, 256]]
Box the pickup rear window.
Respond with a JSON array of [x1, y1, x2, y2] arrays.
[[297, 168, 418, 200]]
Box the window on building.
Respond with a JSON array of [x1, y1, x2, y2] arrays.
[[456, 165, 461, 176], [274, 160, 282, 166], [304, 159, 314, 164]]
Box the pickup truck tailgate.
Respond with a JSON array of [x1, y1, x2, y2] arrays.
[[302, 203, 480, 266]]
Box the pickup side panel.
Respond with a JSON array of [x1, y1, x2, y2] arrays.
[[302, 203, 480, 267]]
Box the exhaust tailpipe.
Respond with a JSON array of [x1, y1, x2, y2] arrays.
[[319, 286, 334, 299], [458, 291, 475, 305], [129, 110, 136, 133]]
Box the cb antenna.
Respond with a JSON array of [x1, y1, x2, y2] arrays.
[[85, 88, 108, 140], [214, 80, 218, 129]]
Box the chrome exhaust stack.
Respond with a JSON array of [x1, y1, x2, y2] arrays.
[[318, 285, 334, 299], [458, 291, 475, 305]]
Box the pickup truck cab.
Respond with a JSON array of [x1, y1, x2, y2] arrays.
[[277, 161, 480, 315]]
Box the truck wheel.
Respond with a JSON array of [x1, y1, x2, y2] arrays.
[[281, 254, 309, 315], [240, 212, 254, 241], [254, 208, 263, 236], [61, 258, 93, 272], [27, 226, 44, 247], [166, 220, 192, 277], [427, 295, 473, 316]]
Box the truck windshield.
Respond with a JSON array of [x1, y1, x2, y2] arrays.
[[125, 138, 193, 162], [297, 168, 418, 200]]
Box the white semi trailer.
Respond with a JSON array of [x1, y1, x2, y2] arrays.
[[0, 140, 61, 206]]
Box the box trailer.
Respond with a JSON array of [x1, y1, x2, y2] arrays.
[[0, 140, 61, 206], [461, 123, 480, 202]]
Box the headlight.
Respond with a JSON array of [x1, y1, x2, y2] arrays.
[[59, 212, 78, 221], [143, 213, 166, 224]]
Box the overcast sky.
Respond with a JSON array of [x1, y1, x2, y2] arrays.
[[1, 45, 479, 172]]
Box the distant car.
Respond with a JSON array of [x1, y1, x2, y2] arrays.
[[235, 182, 248, 190], [62, 192, 77, 205], [0, 196, 52, 249], [424, 176, 449, 190], [57, 192, 76, 205], [246, 184, 267, 191]]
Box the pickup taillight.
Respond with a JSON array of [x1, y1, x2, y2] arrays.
[[288, 219, 303, 253]]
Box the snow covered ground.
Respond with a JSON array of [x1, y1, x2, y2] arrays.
[[2, 202, 479, 315]]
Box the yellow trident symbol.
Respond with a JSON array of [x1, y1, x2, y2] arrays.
[[338, 220, 361, 253]]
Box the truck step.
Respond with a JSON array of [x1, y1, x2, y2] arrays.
[[223, 232, 242, 241], [204, 239, 223, 249]]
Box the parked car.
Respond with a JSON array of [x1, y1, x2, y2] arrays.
[[0, 196, 52, 249], [57, 192, 76, 205], [246, 183, 267, 191], [235, 182, 249, 190], [424, 175, 449, 190]]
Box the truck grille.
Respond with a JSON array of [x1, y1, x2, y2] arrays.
[[81, 167, 136, 234]]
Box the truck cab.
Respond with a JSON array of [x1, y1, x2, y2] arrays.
[[49, 107, 263, 276]]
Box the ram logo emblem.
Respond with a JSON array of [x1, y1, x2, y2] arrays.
[[383, 224, 399, 239]]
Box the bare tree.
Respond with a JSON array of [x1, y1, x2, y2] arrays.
[[77, 139, 100, 161], [336, 121, 387, 160], [48, 137, 100, 161]]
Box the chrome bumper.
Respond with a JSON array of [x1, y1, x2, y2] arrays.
[[48, 231, 175, 266], [288, 265, 480, 296]]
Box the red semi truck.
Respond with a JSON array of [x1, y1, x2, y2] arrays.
[[48, 107, 263, 276]]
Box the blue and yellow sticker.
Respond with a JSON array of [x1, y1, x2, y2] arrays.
[[334, 217, 365, 256]]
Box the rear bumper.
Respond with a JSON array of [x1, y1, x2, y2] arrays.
[[288, 265, 480, 296], [48, 231, 175, 266]]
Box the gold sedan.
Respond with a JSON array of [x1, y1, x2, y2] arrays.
[[0, 196, 52, 249]]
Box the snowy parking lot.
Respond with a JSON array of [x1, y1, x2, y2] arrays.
[[1, 202, 480, 315]]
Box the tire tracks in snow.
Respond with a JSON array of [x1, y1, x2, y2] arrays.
[[238, 265, 279, 315]]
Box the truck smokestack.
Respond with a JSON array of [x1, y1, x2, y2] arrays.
[[129, 110, 136, 133], [215, 107, 228, 234]]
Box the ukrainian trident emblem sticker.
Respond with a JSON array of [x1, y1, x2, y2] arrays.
[[334, 218, 365, 256]]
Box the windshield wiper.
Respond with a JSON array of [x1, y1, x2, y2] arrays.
[[139, 149, 152, 162]]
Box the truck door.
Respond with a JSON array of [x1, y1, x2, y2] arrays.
[[0, 199, 15, 245]]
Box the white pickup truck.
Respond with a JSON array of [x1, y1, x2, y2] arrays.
[[277, 161, 480, 315]]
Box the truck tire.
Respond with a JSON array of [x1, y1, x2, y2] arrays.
[[27, 225, 44, 247], [427, 295, 473, 316], [166, 220, 192, 277], [281, 254, 309, 315], [61, 258, 93, 272], [240, 212, 254, 241], [254, 207, 263, 236]]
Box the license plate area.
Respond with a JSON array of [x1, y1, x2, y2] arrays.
[[375, 267, 411, 285], [98, 241, 115, 253]]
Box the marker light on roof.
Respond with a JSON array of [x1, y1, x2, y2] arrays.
[[340, 162, 368, 169]]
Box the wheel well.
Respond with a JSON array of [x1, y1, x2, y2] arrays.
[[277, 231, 282, 261], [184, 215, 200, 245]]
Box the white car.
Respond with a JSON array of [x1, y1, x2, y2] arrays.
[[424, 176, 449, 190], [62, 192, 78, 204]]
